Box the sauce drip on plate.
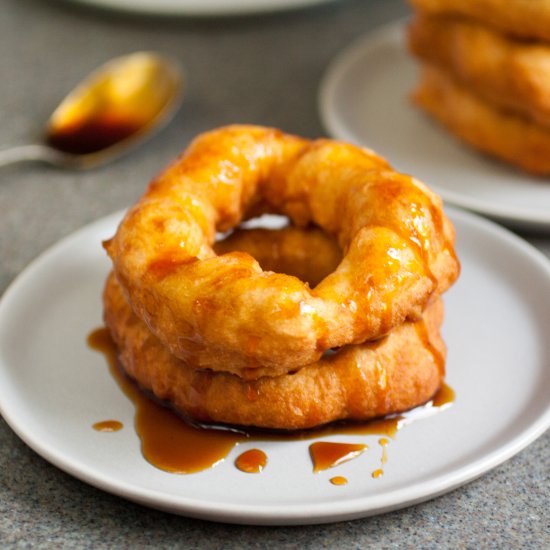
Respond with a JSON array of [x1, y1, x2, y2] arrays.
[[88, 327, 246, 473], [88, 327, 454, 478], [371, 438, 389, 479], [309, 442, 366, 472], [92, 420, 123, 432], [235, 449, 268, 473], [330, 476, 348, 486]]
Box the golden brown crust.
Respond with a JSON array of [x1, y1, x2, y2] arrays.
[[408, 0, 550, 42], [408, 14, 550, 129], [413, 63, 550, 175], [105, 125, 459, 377], [103, 272, 446, 431]]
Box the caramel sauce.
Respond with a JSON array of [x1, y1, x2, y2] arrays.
[[432, 381, 455, 407], [245, 384, 260, 402], [93, 420, 123, 432], [147, 256, 198, 280], [47, 117, 140, 155], [379, 437, 389, 464], [309, 442, 366, 473], [88, 328, 247, 473], [328, 416, 401, 438], [373, 359, 390, 414], [235, 449, 267, 473], [371, 437, 389, 479], [135, 393, 245, 474], [88, 327, 454, 477], [330, 476, 348, 486], [414, 319, 446, 377]]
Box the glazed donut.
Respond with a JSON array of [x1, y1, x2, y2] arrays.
[[105, 125, 459, 377], [408, 14, 550, 129], [413, 63, 550, 175], [408, 0, 550, 42], [103, 272, 445, 430]]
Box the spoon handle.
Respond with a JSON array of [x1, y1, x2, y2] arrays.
[[0, 144, 75, 168]]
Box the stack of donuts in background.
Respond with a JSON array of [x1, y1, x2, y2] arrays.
[[408, 0, 550, 175], [103, 125, 460, 432]]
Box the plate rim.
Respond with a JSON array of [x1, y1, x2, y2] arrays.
[[0, 207, 549, 525], [60, 0, 340, 17], [318, 19, 550, 230]]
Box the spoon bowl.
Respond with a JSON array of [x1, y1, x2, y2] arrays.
[[0, 52, 183, 170]]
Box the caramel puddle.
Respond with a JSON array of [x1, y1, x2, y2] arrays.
[[93, 420, 123, 432], [88, 327, 454, 477], [235, 448, 268, 473], [309, 442, 367, 473], [88, 327, 247, 473]]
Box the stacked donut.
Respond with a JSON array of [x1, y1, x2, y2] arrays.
[[408, 0, 550, 175], [103, 125, 460, 430]]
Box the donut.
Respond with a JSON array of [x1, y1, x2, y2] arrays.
[[408, 14, 550, 129], [103, 272, 446, 431], [408, 0, 550, 42], [413, 63, 550, 175], [105, 125, 458, 377]]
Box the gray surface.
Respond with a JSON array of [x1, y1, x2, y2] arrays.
[[0, 0, 548, 547]]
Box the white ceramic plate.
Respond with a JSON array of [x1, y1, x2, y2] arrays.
[[61, 0, 339, 16], [0, 208, 549, 525], [319, 21, 550, 230]]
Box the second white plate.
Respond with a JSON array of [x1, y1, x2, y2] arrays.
[[319, 21, 550, 230]]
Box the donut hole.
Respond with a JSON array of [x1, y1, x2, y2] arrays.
[[213, 215, 343, 288], [239, 214, 289, 231]]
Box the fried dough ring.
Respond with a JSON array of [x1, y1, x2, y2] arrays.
[[413, 64, 550, 175], [408, 14, 550, 129], [103, 272, 445, 430], [106, 125, 458, 377], [408, 0, 550, 42]]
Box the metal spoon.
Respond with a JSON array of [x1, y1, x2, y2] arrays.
[[0, 51, 183, 170]]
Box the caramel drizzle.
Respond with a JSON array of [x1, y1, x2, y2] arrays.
[[92, 420, 123, 432], [88, 328, 247, 474], [309, 441, 367, 473], [235, 448, 267, 473], [371, 437, 389, 479], [414, 319, 446, 377], [89, 327, 455, 478], [330, 476, 348, 486]]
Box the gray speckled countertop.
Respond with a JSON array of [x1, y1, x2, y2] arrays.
[[1, 0, 549, 547]]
